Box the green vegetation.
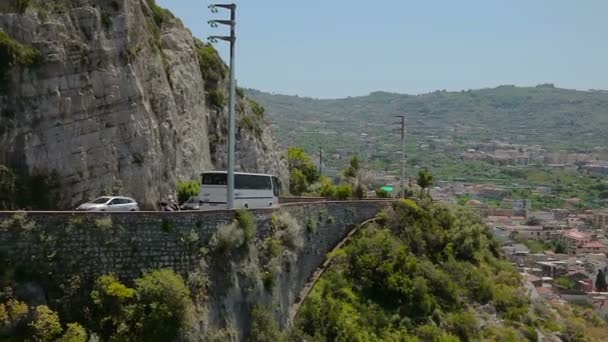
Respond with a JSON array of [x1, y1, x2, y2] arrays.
[[287, 147, 319, 195], [208, 89, 226, 109], [0, 30, 40, 91], [176, 179, 200, 204], [417, 169, 434, 199], [194, 38, 227, 89], [145, 0, 174, 26], [375, 188, 390, 198], [0, 300, 87, 341], [333, 184, 352, 200], [291, 200, 608, 341], [235, 209, 256, 244], [210, 210, 257, 254], [88, 270, 194, 341], [0, 165, 63, 210]]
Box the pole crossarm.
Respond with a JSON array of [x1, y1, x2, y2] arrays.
[[208, 35, 234, 43], [208, 19, 235, 27], [209, 3, 236, 10]]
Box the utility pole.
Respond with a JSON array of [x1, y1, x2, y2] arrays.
[[395, 116, 406, 198], [208, 3, 236, 209], [319, 146, 323, 176]]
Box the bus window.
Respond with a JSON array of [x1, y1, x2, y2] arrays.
[[235, 174, 272, 190], [202, 173, 227, 185]]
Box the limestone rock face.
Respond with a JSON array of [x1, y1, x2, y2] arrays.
[[0, 0, 286, 209]]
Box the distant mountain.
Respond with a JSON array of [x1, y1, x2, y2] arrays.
[[247, 85, 608, 170]]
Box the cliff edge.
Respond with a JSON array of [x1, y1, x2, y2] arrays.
[[0, 0, 287, 209]]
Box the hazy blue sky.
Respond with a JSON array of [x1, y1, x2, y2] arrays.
[[158, 0, 608, 98]]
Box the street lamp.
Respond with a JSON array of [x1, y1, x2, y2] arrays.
[[208, 3, 237, 209]]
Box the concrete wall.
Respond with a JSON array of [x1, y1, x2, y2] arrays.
[[0, 201, 389, 337]]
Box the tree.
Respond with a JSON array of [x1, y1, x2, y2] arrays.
[[287, 147, 319, 195], [287, 147, 318, 184], [417, 169, 434, 199], [176, 180, 200, 204], [342, 156, 360, 179], [554, 240, 566, 254], [289, 169, 308, 196], [596, 270, 607, 292]]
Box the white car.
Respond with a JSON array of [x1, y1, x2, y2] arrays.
[[76, 196, 140, 212]]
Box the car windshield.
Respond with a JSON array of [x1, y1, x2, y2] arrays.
[[91, 197, 111, 204], [186, 197, 198, 203]]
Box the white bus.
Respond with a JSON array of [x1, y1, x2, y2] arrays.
[[197, 171, 282, 209]]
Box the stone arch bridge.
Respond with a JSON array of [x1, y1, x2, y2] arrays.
[[0, 200, 390, 337]]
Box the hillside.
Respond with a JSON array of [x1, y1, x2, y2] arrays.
[[0, 0, 286, 209], [293, 200, 608, 341], [247, 86, 608, 172]]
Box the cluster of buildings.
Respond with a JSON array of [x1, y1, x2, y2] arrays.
[[459, 141, 608, 170], [488, 206, 608, 318]]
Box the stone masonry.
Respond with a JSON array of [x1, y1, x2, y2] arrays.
[[0, 201, 389, 339]]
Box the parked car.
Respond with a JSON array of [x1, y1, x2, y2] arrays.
[[180, 196, 204, 211], [76, 196, 140, 212]]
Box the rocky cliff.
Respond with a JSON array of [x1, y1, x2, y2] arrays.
[[0, 0, 287, 209]]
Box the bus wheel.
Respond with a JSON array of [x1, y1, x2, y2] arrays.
[[243, 203, 249, 209]]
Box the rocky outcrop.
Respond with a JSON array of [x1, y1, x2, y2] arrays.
[[0, 0, 286, 209]]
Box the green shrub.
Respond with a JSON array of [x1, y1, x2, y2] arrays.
[[210, 221, 244, 254], [101, 11, 112, 30], [29, 305, 63, 342], [354, 184, 365, 199], [444, 311, 478, 341], [208, 89, 226, 109], [132, 152, 145, 166], [0, 212, 36, 232], [271, 212, 303, 250], [0, 299, 29, 330], [248, 306, 285, 342], [90, 271, 194, 341], [318, 177, 336, 198], [0, 30, 40, 91], [263, 237, 282, 259], [58, 323, 87, 342], [145, 0, 174, 25], [249, 99, 265, 118], [94, 216, 113, 231], [235, 209, 256, 244], [262, 268, 278, 292], [289, 169, 308, 196], [332, 184, 352, 200], [177, 180, 200, 204], [375, 188, 390, 198], [194, 39, 227, 87], [306, 218, 317, 233], [132, 269, 195, 341]]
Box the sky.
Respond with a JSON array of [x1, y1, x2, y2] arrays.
[[158, 0, 608, 99]]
